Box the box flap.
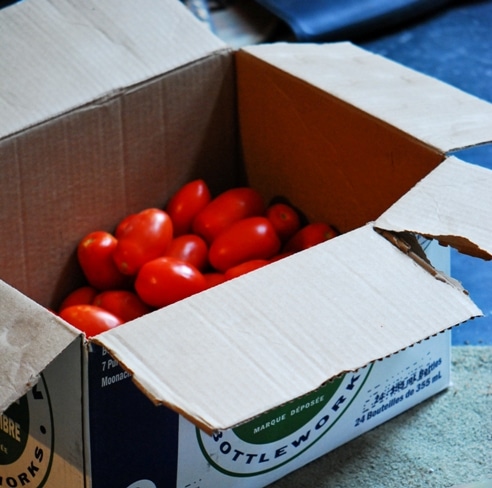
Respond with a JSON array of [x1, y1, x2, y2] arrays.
[[0, 280, 80, 413], [94, 224, 481, 434], [0, 0, 227, 139], [375, 156, 492, 260], [240, 42, 492, 153]]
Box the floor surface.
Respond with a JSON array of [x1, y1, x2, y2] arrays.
[[271, 346, 492, 488]]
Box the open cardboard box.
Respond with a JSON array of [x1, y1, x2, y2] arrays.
[[1, 0, 492, 486]]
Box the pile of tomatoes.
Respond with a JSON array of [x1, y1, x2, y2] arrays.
[[58, 179, 339, 336]]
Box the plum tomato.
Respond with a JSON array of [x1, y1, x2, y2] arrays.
[[93, 290, 152, 323], [269, 251, 294, 263], [59, 304, 123, 337], [135, 256, 207, 308], [113, 208, 173, 275], [59, 286, 98, 312], [266, 202, 302, 242], [165, 179, 212, 236], [283, 222, 339, 253], [192, 187, 265, 244], [165, 234, 209, 271], [203, 272, 226, 289], [208, 216, 281, 272], [224, 259, 269, 280], [115, 213, 136, 236], [77, 231, 131, 290]]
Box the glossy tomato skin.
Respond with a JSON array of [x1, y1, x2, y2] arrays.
[[165, 234, 209, 271], [224, 259, 269, 280], [135, 256, 207, 308], [203, 272, 226, 289], [59, 286, 98, 311], [59, 304, 123, 337], [269, 251, 294, 263], [283, 222, 339, 253], [209, 216, 281, 272], [115, 213, 136, 236], [77, 231, 130, 290], [113, 208, 173, 275], [192, 187, 265, 244], [266, 203, 302, 242], [93, 290, 152, 323], [165, 179, 212, 236]]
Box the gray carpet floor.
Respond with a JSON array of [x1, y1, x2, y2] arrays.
[[270, 346, 492, 488]]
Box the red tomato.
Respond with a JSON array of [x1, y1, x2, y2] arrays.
[[283, 222, 339, 253], [208, 216, 281, 272], [115, 213, 136, 236], [113, 208, 173, 275], [165, 179, 212, 236], [224, 259, 269, 280], [135, 256, 207, 308], [266, 203, 302, 242], [269, 251, 294, 263], [59, 304, 123, 337], [77, 231, 131, 290], [203, 272, 226, 289], [59, 286, 98, 312], [165, 234, 209, 271], [192, 187, 265, 244], [93, 290, 152, 323]]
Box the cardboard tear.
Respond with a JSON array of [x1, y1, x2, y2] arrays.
[[376, 229, 470, 292], [433, 235, 492, 261], [375, 156, 492, 262]]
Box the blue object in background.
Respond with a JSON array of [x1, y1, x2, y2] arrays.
[[357, 1, 492, 345], [256, 0, 451, 41]]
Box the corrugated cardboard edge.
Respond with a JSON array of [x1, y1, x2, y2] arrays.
[[94, 225, 482, 435]]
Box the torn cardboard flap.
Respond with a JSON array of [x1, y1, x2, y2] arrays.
[[0, 0, 227, 139], [376, 156, 492, 260], [0, 280, 81, 413], [95, 224, 481, 434], [240, 43, 492, 154]]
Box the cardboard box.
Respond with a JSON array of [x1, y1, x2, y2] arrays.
[[1, 0, 492, 486]]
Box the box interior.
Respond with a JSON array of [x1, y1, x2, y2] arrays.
[[1, 51, 239, 310], [4, 40, 445, 309], [236, 49, 444, 233]]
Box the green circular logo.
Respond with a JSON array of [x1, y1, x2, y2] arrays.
[[233, 375, 344, 444], [197, 365, 372, 477]]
